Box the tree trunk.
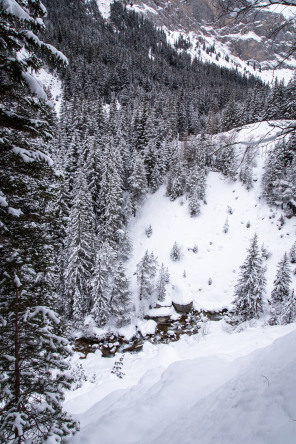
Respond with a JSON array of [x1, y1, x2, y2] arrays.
[[14, 285, 21, 443]]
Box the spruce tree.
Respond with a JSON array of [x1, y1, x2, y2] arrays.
[[63, 170, 96, 325], [170, 242, 182, 262], [110, 261, 133, 327], [0, 1, 77, 441], [231, 234, 266, 323], [281, 290, 296, 325], [262, 139, 295, 209], [91, 242, 117, 327], [129, 154, 148, 215], [156, 264, 170, 302], [98, 142, 124, 245], [136, 251, 158, 310], [290, 241, 296, 264], [188, 188, 201, 217], [269, 253, 292, 325]]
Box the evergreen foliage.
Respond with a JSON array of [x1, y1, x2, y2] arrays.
[[0, 0, 77, 441], [269, 253, 293, 325], [63, 171, 96, 324], [170, 242, 182, 262], [223, 217, 229, 233], [136, 251, 158, 310], [91, 242, 117, 327], [230, 234, 266, 323], [129, 155, 148, 215], [290, 241, 296, 264], [156, 264, 170, 302], [110, 261, 132, 327], [262, 137, 296, 210], [281, 289, 296, 325]]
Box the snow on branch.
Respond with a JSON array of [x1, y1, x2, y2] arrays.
[[1, 0, 31, 21], [11, 412, 26, 438], [8, 207, 23, 217], [12, 146, 54, 166], [23, 31, 68, 65], [0, 191, 8, 207], [27, 306, 60, 324], [22, 71, 49, 102], [43, 43, 68, 66], [1, 0, 47, 27]]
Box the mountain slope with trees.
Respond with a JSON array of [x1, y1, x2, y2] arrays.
[[1, 0, 296, 442]]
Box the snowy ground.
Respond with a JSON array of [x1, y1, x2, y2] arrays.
[[65, 121, 296, 443], [65, 321, 296, 444]]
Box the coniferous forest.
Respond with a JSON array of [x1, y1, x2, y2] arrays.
[[1, 0, 296, 442]]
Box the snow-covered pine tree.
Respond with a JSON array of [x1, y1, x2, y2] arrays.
[[215, 141, 237, 180], [186, 166, 206, 202], [84, 132, 102, 222], [221, 97, 240, 131], [188, 188, 201, 217], [156, 264, 170, 302], [186, 165, 206, 218], [0, 1, 77, 441], [269, 253, 292, 325], [136, 251, 158, 310], [230, 234, 266, 323], [285, 73, 296, 119], [91, 242, 117, 327], [63, 170, 96, 325], [129, 154, 148, 215], [223, 217, 229, 233], [262, 139, 295, 209], [170, 242, 182, 261], [110, 261, 133, 327], [239, 161, 253, 190], [166, 157, 186, 201], [98, 142, 124, 244], [281, 289, 296, 325], [290, 241, 296, 264]]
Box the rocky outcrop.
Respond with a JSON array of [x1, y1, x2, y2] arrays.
[[128, 0, 296, 70]]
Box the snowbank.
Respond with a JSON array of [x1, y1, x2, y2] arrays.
[[67, 322, 296, 444]]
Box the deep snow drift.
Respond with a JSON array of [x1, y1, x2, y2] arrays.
[[66, 322, 296, 444], [65, 121, 296, 444]]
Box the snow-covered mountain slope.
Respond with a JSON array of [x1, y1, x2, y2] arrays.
[[64, 121, 296, 443], [126, 121, 296, 313], [95, 0, 296, 83]]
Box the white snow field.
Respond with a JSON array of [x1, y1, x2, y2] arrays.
[[127, 121, 296, 312], [65, 121, 296, 444], [66, 322, 296, 444]]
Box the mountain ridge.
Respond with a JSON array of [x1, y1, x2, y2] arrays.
[[109, 0, 296, 82]]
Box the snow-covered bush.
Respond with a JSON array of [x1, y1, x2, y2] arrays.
[[145, 224, 153, 238], [289, 241, 296, 263], [192, 244, 198, 254], [170, 242, 182, 261], [223, 217, 229, 233]]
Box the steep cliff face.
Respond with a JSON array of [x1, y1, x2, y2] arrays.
[[126, 0, 296, 75]]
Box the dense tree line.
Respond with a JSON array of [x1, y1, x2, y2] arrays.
[[43, 0, 270, 136]]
